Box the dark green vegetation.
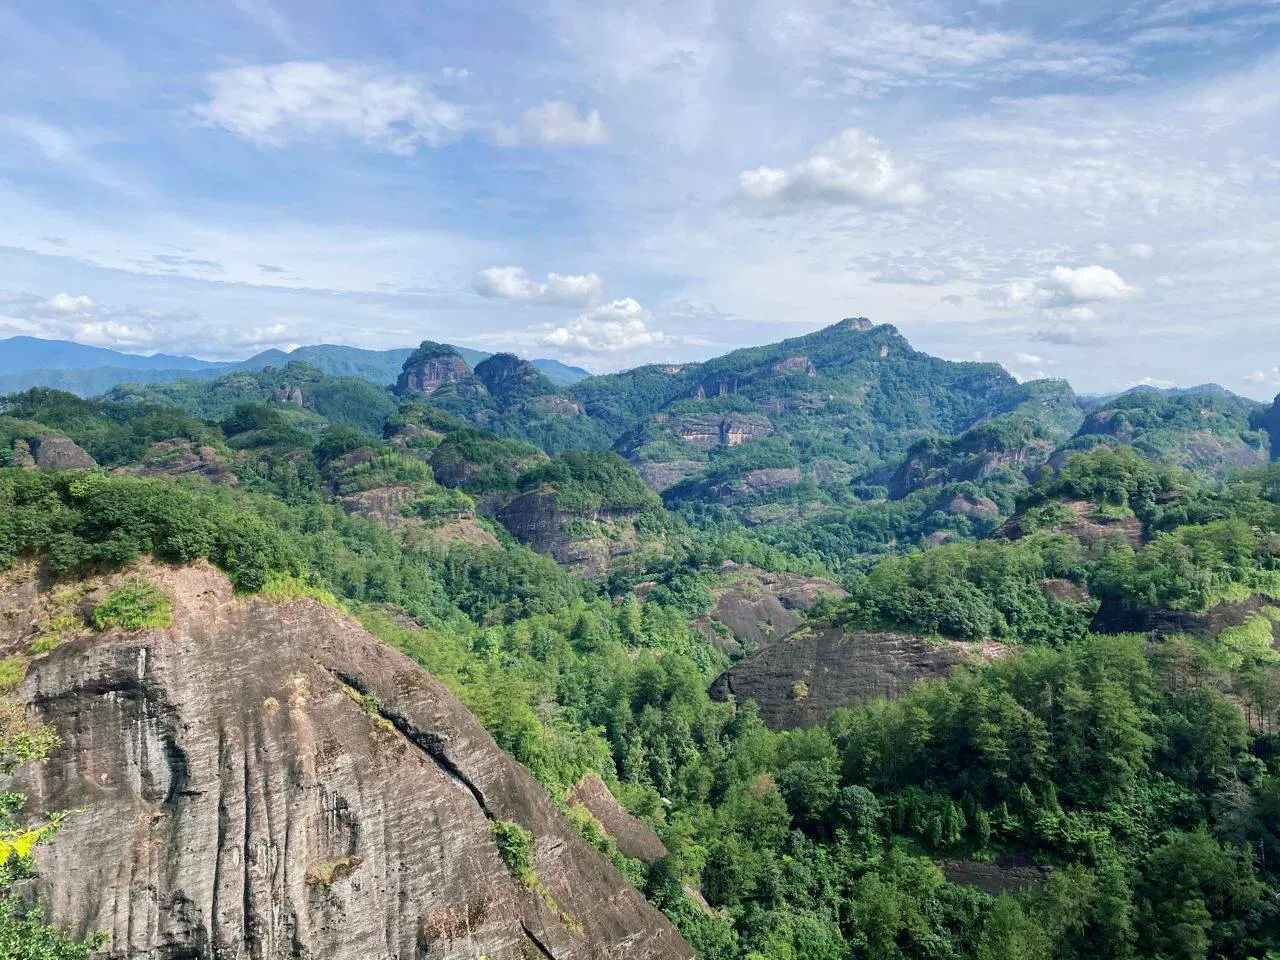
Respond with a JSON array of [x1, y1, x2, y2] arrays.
[[3, 319, 1280, 959]]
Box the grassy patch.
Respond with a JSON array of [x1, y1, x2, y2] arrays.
[[0, 655, 26, 694], [91, 579, 172, 631], [260, 575, 345, 610]]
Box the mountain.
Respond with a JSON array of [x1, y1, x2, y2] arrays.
[[0, 335, 215, 374], [4, 311, 1280, 959], [0, 337, 595, 397], [1059, 385, 1269, 473]]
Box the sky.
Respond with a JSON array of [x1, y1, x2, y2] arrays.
[[1, 0, 1279, 397]]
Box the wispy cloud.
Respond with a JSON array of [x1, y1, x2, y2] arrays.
[[194, 62, 467, 153]]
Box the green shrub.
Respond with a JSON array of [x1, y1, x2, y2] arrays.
[[91, 579, 172, 631], [492, 820, 534, 884]]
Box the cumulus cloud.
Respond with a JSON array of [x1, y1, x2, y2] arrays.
[[1033, 323, 1108, 347], [739, 128, 927, 211], [0, 290, 299, 358], [194, 62, 466, 153], [474, 266, 604, 306], [1045, 265, 1140, 304], [518, 101, 608, 146], [540, 298, 669, 354]]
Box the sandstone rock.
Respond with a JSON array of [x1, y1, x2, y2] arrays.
[[997, 499, 1144, 548], [11, 438, 36, 469], [567, 774, 668, 864], [136, 439, 237, 485], [709, 624, 1005, 730], [396, 343, 480, 397], [7, 563, 691, 960], [33, 435, 96, 471], [691, 566, 847, 656], [941, 856, 1049, 895], [496, 491, 642, 577]]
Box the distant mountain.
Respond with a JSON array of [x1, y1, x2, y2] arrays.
[[1061, 385, 1268, 473], [532, 358, 593, 386], [0, 336, 594, 396], [0, 336, 216, 375]]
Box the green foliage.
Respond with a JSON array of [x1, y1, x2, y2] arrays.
[[492, 820, 535, 883], [518, 451, 662, 513], [91, 578, 172, 631]]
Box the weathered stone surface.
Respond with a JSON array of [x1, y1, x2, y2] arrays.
[[709, 624, 1004, 730], [33, 435, 96, 470], [691, 565, 847, 656], [633, 460, 702, 493], [396, 352, 478, 397], [945, 493, 1001, 521], [941, 856, 1049, 895], [134, 439, 238, 485], [1091, 592, 1279, 640], [7, 563, 691, 960], [11, 438, 36, 469], [996, 499, 1144, 549], [496, 491, 643, 577], [568, 774, 668, 865]]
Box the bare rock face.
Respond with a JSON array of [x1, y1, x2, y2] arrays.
[[496, 491, 643, 577], [396, 342, 480, 397], [1091, 591, 1279, 641], [10, 438, 36, 469], [33, 435, 97, 470], [997, 499, 1144, 548], [941, 856, 1049, 895], [7, 563, 691, 960], [567, 774, 668, 865], [134, 439, 238, 485], [708, 624, 1004, 730], [691, 565, 847, 656]]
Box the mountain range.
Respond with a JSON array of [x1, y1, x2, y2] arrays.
[[3, 316, 1280, 960], [0, 335, 593, 395]]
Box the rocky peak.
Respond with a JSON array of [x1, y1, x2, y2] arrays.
[[396, 342, 479, 397], [7, 563, 691, 959], [474, 353, 557, 405]]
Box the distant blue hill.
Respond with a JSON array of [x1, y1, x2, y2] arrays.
[[0, 335, 216, 375], [0, 336, 593, 396]]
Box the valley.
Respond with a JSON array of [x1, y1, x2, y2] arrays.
[[1, 318, 1279, 959]]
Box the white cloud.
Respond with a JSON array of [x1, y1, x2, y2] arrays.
[[1015, 351, 1054, 366], [45, 292, 95, 312], [519, 101, 608, 146], [0, 290, 299, 357], [474, 266, 604, 306], [194, 62, 466, 154], [739, 128, 927, 211], [540, 298, 669, 353], [1045, 265, 1140, 304]]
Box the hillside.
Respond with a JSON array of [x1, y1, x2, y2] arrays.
[[2, 317, 1280, 960]]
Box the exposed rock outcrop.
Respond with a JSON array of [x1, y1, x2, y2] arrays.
[[996, 499, 1144, 548], [6, 563, 691, 960], [941, 856, 1049, 895], [709, 624, 1004, 730], [690, 565, 847, 656], [1091, 592, 1280, 640], [134, 439, 237, 485], [11, 438, 36, 469], [33, 435, 97, 471], [496, 491, 643, 576], [567, 774, 668, 865], [395, 342, 481, 397]]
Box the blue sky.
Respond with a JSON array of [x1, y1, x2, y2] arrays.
[[1, 0, 1279, 396]]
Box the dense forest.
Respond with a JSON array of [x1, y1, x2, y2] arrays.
[[1, 321, 1279, 959]]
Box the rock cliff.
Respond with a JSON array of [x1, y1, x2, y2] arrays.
[[5, 563, 691, 960], [395, 342, 482, 397], [708, 623, 1004, 729]]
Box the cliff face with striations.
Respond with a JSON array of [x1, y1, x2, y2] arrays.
[[708, 623, 1005, 730], [5, 563, 691, 960]]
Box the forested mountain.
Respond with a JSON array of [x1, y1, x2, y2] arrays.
[[0, 336, 592, 396], [1, 318, 1279, 960]]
